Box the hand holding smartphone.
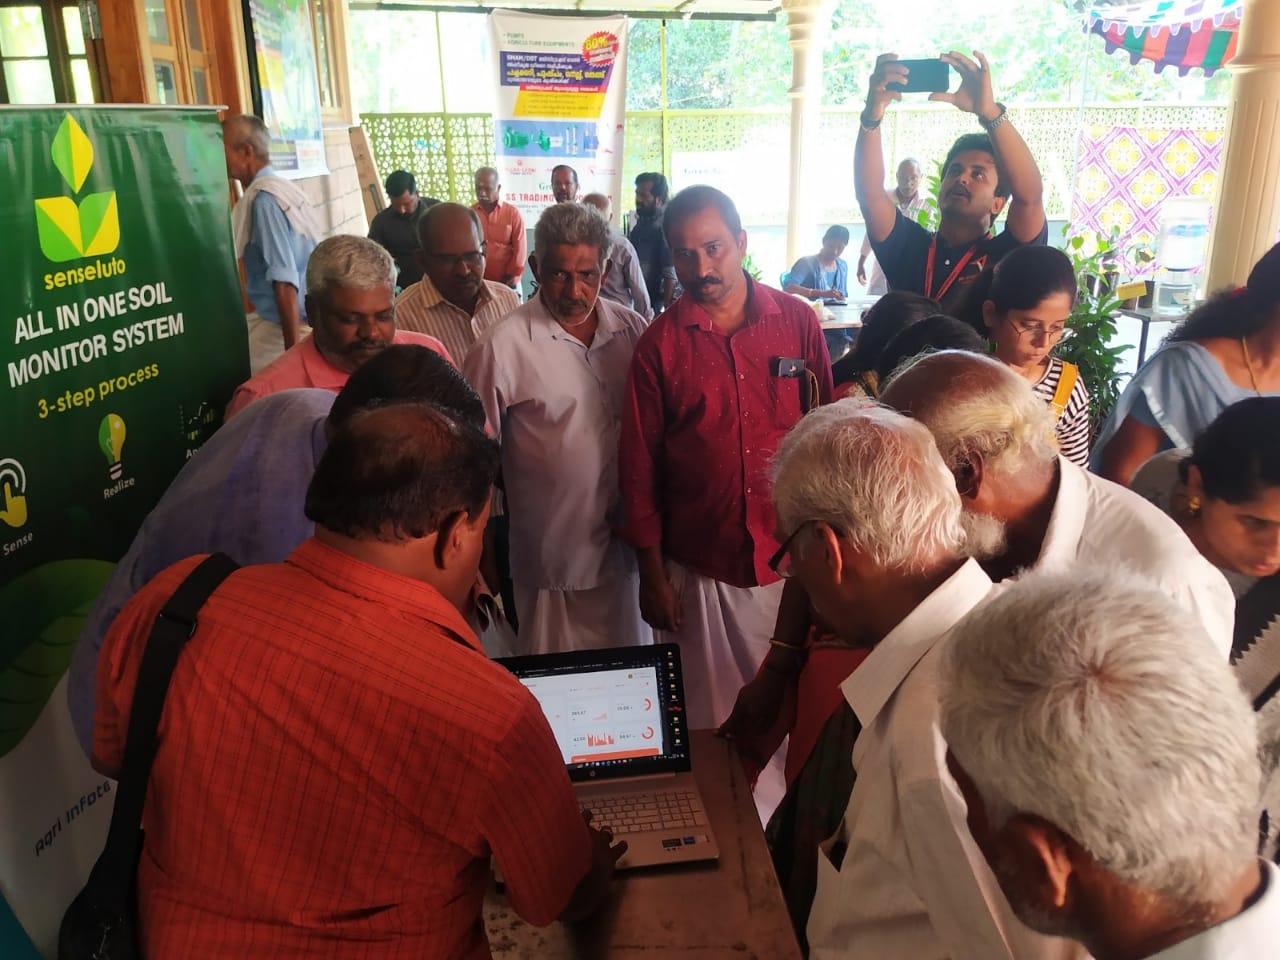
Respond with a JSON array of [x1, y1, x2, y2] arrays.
[[886, 58, 951, 94]]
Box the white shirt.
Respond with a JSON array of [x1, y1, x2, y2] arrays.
[[462, 293, 648, 591], [601, 233, 654, 320], [394, 275, 518, 365], [1153, 861, 1280, 958], [1037, 457, 1235, 658], [807, 558, 1084, 960]]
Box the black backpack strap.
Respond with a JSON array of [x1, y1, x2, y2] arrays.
[[97, 552, 240, 875]]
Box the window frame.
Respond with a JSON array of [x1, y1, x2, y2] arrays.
[[309, 0, 350, 124], [0, 0, 98, 104]]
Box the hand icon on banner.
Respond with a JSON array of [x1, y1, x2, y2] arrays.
[[0, 481, 27, 528]]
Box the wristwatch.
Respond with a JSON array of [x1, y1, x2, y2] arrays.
[[980, 102, 1009, 133], [859, 111, 882, 134]]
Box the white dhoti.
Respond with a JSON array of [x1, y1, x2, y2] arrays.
[[246, 313, 287, 374], [514, 572, 653, 656], [471, 593, 518, 659], [655, 560, 786, 731]]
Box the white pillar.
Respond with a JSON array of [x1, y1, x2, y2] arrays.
[[1206, 0, 1280, 289], [783, 0, 832, 273]]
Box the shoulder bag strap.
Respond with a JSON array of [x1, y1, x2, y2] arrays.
[[95, 552, 240, 876], [1050, 361, 1079, 421]]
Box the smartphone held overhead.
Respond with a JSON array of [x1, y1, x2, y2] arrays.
[[887, 59, 951, 94]]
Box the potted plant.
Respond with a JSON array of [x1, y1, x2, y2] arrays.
[[1055, 229, 1131, 438]]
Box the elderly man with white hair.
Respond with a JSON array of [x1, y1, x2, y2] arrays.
[[941, 568, 1278, 959], [725, 349, 1234, 868], [880, 349, 1234, 654], [463, 201, 651, 654], [225, 235, 452, 418], [765, 400, 1077, 960]]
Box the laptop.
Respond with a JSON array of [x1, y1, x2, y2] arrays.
[[495, 643, 720, 869]]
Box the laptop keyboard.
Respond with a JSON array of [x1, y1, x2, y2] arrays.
[[582, 789, 708, 835]]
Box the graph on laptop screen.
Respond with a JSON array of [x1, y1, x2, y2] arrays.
[[520, 667, 665, 766]]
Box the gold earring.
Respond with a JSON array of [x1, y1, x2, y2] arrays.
[[1187, 496, 1202, 517]]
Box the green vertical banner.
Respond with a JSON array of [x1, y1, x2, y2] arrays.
[[0, 106, 247, 956]]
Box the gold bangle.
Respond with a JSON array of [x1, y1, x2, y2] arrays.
[[769, 638, 804, 652]]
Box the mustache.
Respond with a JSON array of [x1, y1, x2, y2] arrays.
[[690, 276, 722, 290], [343, 338, 387, 354]]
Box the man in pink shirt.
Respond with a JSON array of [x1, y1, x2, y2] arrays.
[[473, 166, 527, 290], [619, 185, 833, 729], [226, 236, 451, 418]]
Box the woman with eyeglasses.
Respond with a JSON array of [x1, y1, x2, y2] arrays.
[[972, 244, 1091, 466], [1094, 241, 1280, 486]]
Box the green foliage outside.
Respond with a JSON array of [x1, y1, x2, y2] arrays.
[[623, 0, 1229, 112], [347, 1, 1230, 118]]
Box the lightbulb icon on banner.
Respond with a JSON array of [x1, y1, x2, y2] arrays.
[[98, 413, 126, 480]]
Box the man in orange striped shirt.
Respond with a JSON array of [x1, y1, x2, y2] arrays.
[[95, 403, 623, 958]]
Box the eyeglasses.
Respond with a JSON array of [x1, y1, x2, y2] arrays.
[[1004, 315, 1066, 342], [425, 246, 486, 268], [768, 520, 814, 579]]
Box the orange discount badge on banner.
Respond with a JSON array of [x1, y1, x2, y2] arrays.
[[583, 31, 619, 66]]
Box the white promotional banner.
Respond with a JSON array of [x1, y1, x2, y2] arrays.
[[488, 9, 628, 222]]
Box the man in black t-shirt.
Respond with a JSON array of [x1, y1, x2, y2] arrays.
[[368, 170, 441, 290], [855, 51, 1048, 315], [627, 172, 677, 311]]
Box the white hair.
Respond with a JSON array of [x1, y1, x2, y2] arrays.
[[534, 200, 612, 264], [940, 567, 1261, 909], [771, 399, 966, 572], [887, 351, 1058, 475], [305, 235, 396, 299]]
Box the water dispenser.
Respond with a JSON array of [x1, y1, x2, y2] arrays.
[[1151, 198, 1211, 318]]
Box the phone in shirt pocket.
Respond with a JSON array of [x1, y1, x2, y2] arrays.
[[768, 356, 808, 427]]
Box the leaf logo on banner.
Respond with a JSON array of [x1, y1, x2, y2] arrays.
[[0, 559, 114, 758], [34, 115, 120, 263]]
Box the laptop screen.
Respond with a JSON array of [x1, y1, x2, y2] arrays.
[[495, 644, 691, 782]]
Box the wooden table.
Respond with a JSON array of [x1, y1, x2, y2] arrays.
[[821, 303, 865, 365], [483, 731, 802, 959]]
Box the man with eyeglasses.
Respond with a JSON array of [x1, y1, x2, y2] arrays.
[[394, 202, 520, 365], [463, 201, 652, 654], [757, 401, 1081, 960]]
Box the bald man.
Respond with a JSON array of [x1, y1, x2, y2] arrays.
[[473, 166, 526, 289], [879, 350, 1233, 652], [581, 192, 653, 320], [857, 157, 924, 295], [394, 202, 519, 364]]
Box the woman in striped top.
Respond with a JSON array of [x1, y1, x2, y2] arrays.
[[977, 245, 1092, 466]]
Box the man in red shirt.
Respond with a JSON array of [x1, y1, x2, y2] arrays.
[[619, 185, 833, 730], [473, 166, 527, 290], [95, 403, 624, 959]]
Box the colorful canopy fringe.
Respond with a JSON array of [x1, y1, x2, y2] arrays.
[[1087, 1, 1243, 76]]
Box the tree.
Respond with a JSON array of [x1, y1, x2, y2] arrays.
[[623, 1, 1230, 113]]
